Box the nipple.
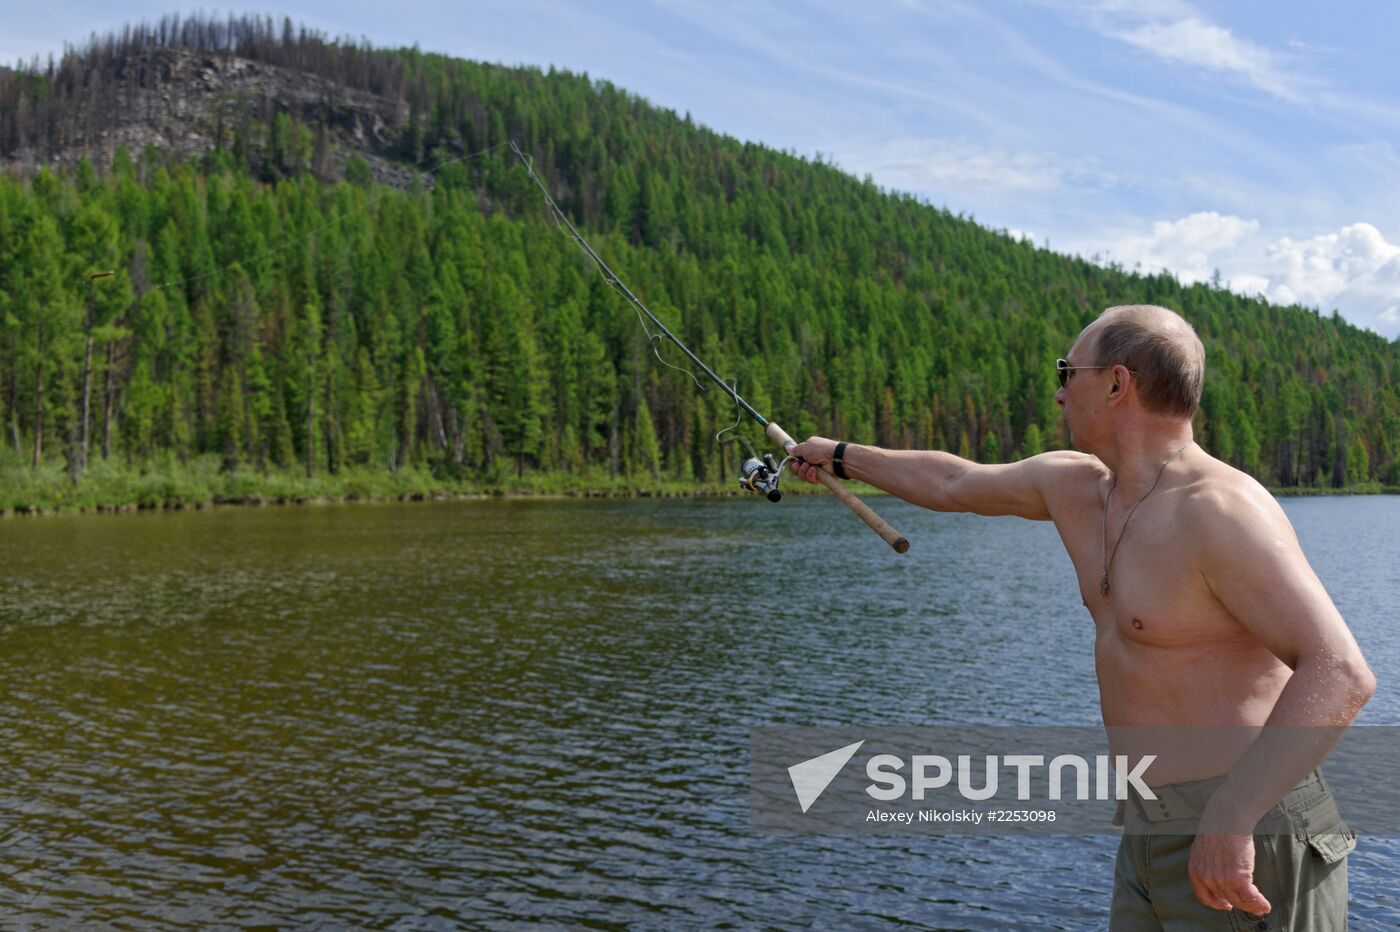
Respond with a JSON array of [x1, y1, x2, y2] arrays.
[[1132, 618, 1144, 630]]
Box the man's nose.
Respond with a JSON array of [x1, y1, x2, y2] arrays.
[[1055, 388, 1065, 406]]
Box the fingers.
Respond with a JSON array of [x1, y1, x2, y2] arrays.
[[1189, 835, 1272, 916], [1200, 878, 1271, 916], [1190, 873, 1269, 914], [1220, 877, 1271, 917], [785, 436, 841, 485], [1189, 875, 1233, 912]]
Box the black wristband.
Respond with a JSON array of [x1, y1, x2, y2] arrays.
[[832, 441, 850, 480]]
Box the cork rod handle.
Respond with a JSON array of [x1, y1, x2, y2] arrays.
[[765, 422, 910, 554]]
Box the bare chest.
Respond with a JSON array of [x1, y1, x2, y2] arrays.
[[1054, 492, 1239, 647]]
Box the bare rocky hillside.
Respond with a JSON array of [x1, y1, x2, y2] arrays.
[[3, 47, 422, 187]]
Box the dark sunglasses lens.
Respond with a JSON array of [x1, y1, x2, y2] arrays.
[[1056, 359, 1069, 388]]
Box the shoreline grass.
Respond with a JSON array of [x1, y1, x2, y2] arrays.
[[0, 454, 815, 516], [1, 454, 1395, 517]]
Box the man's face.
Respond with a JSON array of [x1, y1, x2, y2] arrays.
[[1055, 327, 1101, 450]]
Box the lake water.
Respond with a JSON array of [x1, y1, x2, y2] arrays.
[[1, 494, 1396, 929]]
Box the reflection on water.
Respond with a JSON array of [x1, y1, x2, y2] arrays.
[[1, 495, 1396, 928]]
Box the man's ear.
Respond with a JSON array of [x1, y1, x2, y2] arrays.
[[1107, 365, 1130, 402]]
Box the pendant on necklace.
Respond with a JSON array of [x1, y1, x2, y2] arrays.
[[1100, 576, 1110, 597]]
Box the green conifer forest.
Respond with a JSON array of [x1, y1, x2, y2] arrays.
[[1, 15, 1397, 511]]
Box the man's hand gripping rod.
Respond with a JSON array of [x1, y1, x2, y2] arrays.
[[510, 141, 909, 553], [765, 424, 909, 553]]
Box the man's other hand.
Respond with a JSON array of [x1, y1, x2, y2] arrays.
[[1188, 832, 1272, 916]]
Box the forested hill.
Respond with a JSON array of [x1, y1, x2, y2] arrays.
[[2, 14, 1397, 504]]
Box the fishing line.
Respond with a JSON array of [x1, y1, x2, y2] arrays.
[[713, 378, 793, 489], [509, 141, 803, 487], [543, 209, 706, 394], [715, 376, 758, 460], [517, 146, 708, 395]]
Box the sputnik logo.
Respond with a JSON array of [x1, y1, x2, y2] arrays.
[[788, 740, 865, 813]]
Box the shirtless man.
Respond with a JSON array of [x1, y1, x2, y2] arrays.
[[791, 305, 1375, 930]]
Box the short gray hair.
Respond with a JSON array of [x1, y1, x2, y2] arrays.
[[1091, 305, 1205, 419]]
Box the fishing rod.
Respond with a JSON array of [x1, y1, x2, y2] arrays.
[[509, 141, 909, 554]]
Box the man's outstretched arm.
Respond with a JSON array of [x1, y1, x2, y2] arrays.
[[788, 436, 1093, 521]]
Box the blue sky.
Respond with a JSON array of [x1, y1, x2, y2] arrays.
[[8, 2, 1400, 337]]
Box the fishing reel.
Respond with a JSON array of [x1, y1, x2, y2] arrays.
[[738, 452, 793, 502]]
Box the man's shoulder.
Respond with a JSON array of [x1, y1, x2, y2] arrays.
[[1031, 450, 1109, 490], [1176, 454, 1290, 544], [1030, 449, 1107, 474], [1026, 450, 1109, 513]]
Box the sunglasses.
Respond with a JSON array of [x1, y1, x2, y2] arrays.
[[1056, 358, 1131, 389]]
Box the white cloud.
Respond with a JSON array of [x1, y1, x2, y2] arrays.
[[1089, 215, 1400, 337], [1263, 224, 1400, 320], [1045, 1, 1304, 102], [1227, 273, 1270, 297], [1099, 211, 1259, 283], [1109, 17, 1298, 100]]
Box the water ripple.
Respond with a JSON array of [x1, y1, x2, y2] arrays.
[[1, 497, 1397, 927]]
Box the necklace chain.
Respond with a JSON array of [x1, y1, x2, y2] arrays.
[[1100, 444, 1189, 597]]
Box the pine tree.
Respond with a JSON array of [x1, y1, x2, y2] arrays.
[[216, 364, 246, 471], [11, 211, 72, 467], [632, 396, 662, 479]]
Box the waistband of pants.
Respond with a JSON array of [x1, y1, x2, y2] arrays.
[[1120, 768, 1327, 825]]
